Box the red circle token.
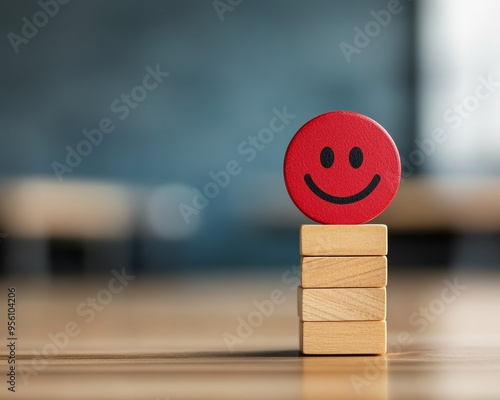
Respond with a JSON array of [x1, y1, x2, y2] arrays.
[[283, 111, 401, 224]]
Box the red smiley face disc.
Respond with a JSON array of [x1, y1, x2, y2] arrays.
[[284, 111, 401, 224]]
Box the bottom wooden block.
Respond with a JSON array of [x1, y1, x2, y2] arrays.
[[300, 321, 387, 355]]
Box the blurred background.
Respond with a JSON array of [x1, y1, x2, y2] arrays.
[[1, 0, 500, 276]]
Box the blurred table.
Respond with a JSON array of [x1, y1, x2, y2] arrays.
[[1, 269, 500, 399]]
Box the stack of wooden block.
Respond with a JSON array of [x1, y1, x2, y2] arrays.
[[299, 224, 388, 355]]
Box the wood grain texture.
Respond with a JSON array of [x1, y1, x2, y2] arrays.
[[301, 256, 387, 288], [1, 273, 500, 399], [300, 224, 387, 256], [301, 356, 388, 399], [300, 321, 387, 355], [298, 287, 386, 321]]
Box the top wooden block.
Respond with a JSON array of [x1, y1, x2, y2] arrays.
[[300, 224, 387, 256]]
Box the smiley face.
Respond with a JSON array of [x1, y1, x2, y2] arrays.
[[304, 146, 381, 204], [284, 111, 401, 224]]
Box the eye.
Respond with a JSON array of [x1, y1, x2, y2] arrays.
[[349, 147, 363, 169], [320, 147, 334, 168]]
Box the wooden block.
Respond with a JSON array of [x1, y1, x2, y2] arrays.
[[301, 256, 387, 288], [300, 224, 387, 256], [299, 287, 386, 321], [300, 321, 387, 354]]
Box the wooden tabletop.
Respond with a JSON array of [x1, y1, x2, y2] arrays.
[[1, 269, 500, 399]]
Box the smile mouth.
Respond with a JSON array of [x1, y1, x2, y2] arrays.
[[304, 174, 381, 205]]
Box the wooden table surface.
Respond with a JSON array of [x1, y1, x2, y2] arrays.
[[1, 269, 500, 399]]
